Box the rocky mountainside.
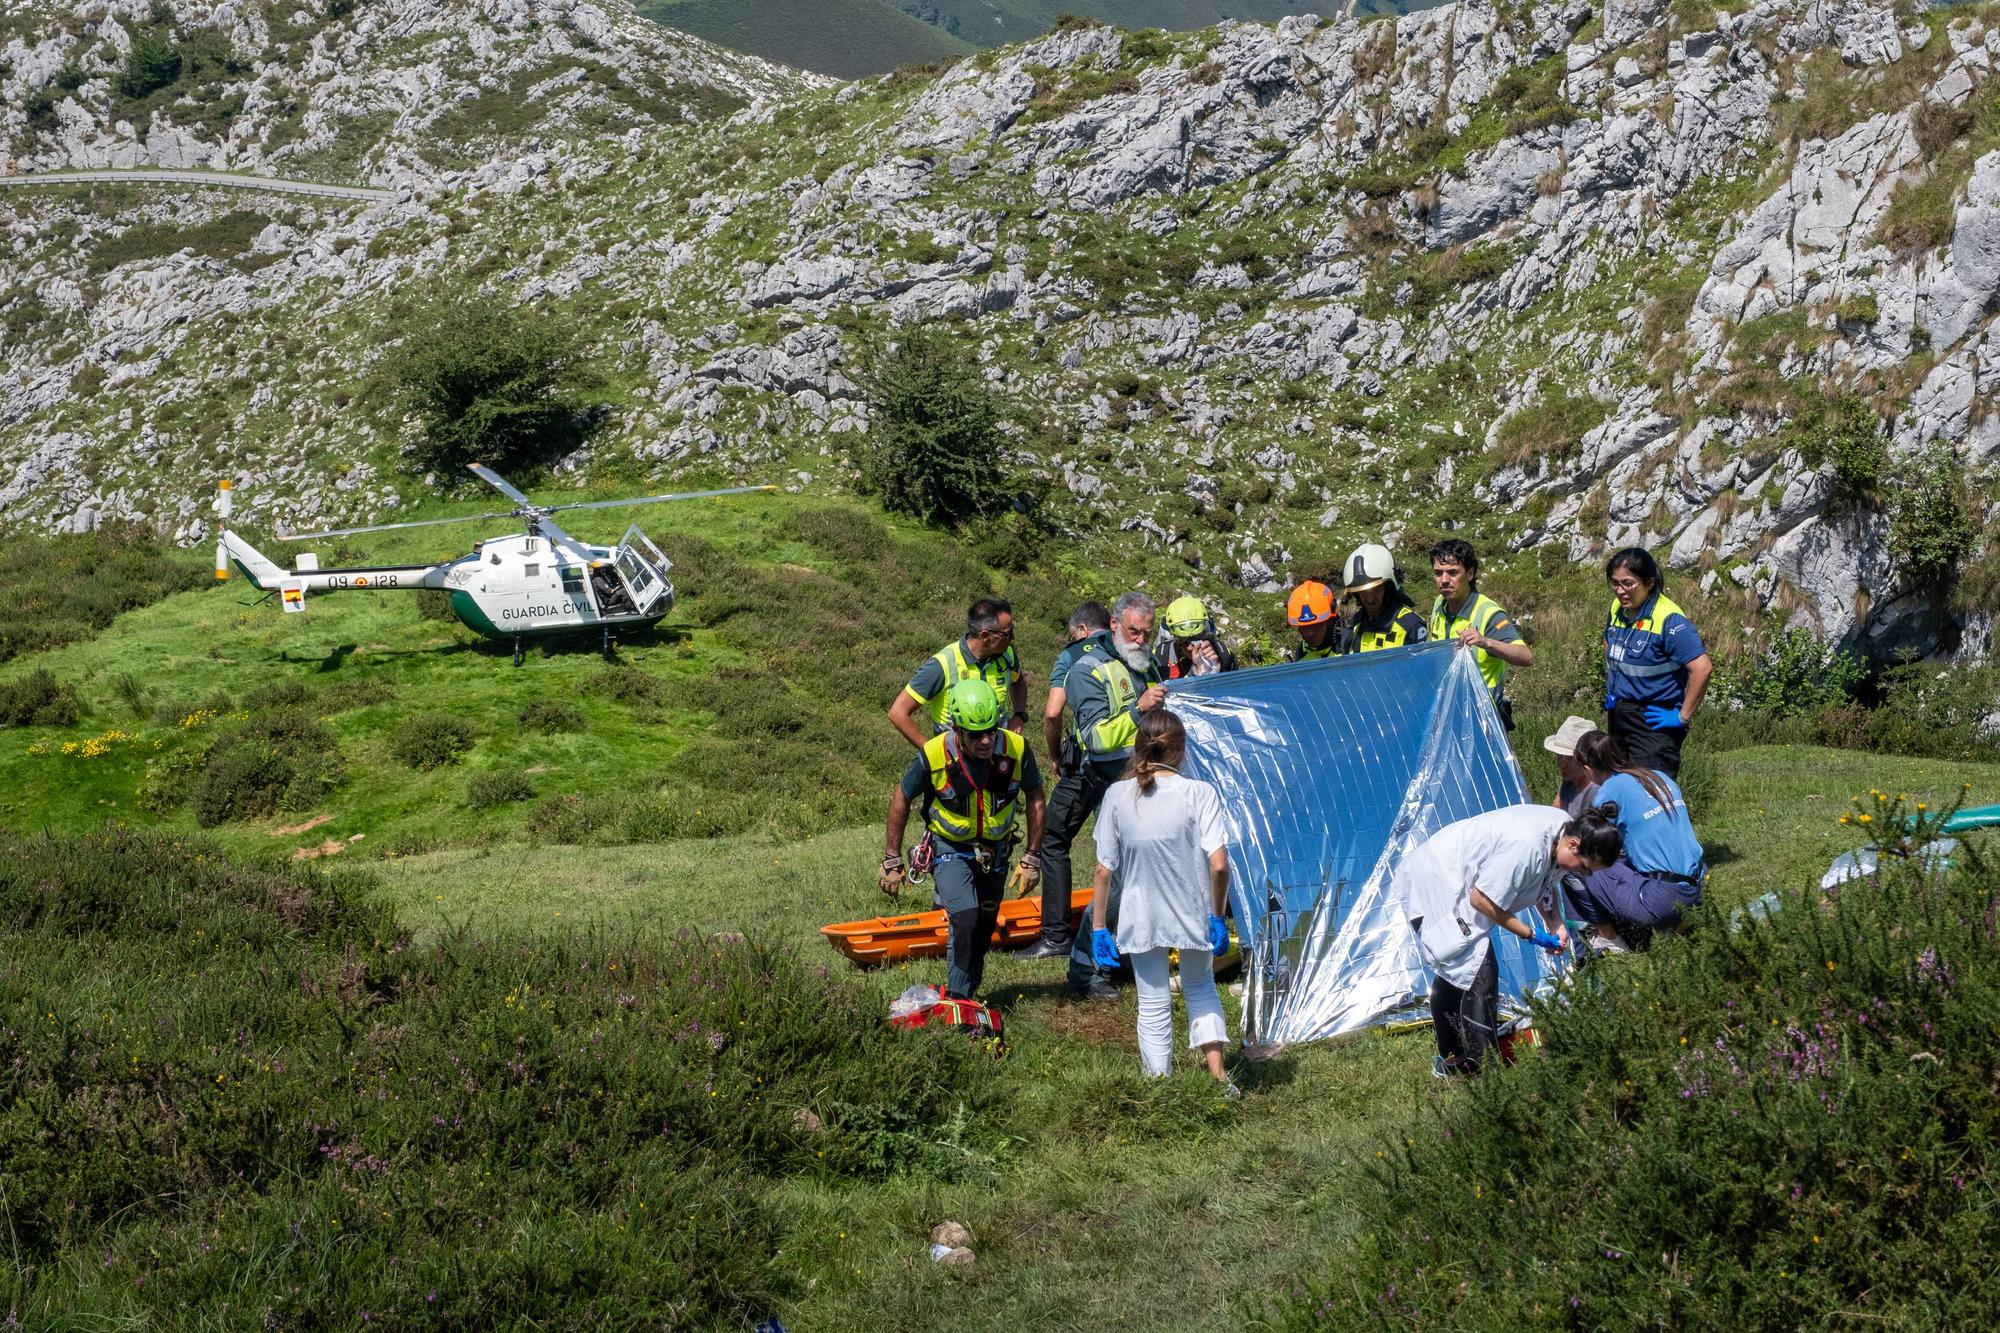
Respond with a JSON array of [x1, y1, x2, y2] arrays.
[[2, 0, 1996, 663], [0, 0, 813, 186]]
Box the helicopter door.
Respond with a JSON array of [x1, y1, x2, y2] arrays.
[[611, 525, 673, 616]]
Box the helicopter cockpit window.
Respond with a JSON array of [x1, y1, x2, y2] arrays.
[[561, 566, 586, 596]]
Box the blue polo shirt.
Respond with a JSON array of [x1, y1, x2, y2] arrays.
[[1596, 771, 1703, 878], [1604, 591, 1706, 707], [1049, 639, 1092, 692]]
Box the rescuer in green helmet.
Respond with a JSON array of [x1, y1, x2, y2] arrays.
[[1151, 593, 1238, 680], [881, 678, 1047, 999]]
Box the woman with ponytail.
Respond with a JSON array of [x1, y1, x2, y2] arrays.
[[1396, 803, 1623, 1077], [1087, 708, 1236, 1090], [1563, 730, 1706, 952]]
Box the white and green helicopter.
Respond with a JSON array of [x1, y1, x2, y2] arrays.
[[215, 465, 773, 665]]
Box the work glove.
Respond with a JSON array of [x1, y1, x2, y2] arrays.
[[1091, 928, 1121, 968], [877, 854, 905, 899], [1206, 914, 1230, 955], [1529, 928, 1563, 953], [1007, 851, 1042, 897], [1643, 704, 1684, 731]]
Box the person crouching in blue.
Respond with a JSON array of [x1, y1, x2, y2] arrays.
[[1561, 730, 1705, 953]]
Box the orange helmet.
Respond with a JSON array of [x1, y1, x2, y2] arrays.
[[1287, 579, 1336, 627]]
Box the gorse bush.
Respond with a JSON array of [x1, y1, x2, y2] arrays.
[[0, 667, 81, 727], [0, 829, 1001, 1325], [519, 697, 587, 732], [192, 709, 347, 826], [850, 326, 1009, 528], [466, 768, 535, 806], [390, 711, 477, 769], [1289, 798, 2000, 1329]]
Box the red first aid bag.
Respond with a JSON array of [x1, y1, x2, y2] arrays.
[[888, 986, 1005, 1053]]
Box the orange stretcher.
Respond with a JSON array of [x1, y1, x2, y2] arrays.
[[822, 891, 1090, 967]]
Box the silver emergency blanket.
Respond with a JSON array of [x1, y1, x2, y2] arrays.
[[1168, 643, 1554, 1043]]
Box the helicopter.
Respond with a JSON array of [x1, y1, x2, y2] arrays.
[[214, 464, 774, 665]]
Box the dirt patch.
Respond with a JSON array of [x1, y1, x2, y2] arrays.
[[292, 838, 347, 862], [270, 814, 334, 836], [1038, 998, 1132, 1044]]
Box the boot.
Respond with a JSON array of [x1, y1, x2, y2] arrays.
[[1016, 935, 1071, 959]]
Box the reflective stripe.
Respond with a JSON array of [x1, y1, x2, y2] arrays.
[[922, 729, 1025, 844], [1605, 654, 1681, 677], [1070, 647, 1148, 760], [1429, 593, 1510, 694], [920, 640, 1019, 733]]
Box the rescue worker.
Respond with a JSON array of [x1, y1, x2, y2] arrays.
[[1339, 544, 1428, 652], [880, 679, 1047, 1000], [1034, 601, 1110, 951], [1428, 539, 1532, 729], [1602, 547, 1712, 779], [1285, 579, 1343, 661], [1020, 592, 1167, 991], [889, 597, 1031, 748], [1396, 803, 1622, 1077], [1152, 594, 1238, 679]]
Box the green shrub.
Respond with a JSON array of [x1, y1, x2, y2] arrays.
[[849, 327, 1008, 529], [319, 674, 397, 711], [1727, 626, 1865, 717], [1788, 391, 1884, 509], [1290, 800, 2000, 1328], [192, 710, 346, 826], [519, 698, 587, 732], [383, 293, 603, 483], [23, 86, 58, 129], [114, 32, 180, 100], [1890, 442, 1977, 590], [389, 712, 477, 769], [109, 670, 150, 719], [1489, 386, 1607, 466], [0, 668, 81, 727], [1834, 292, 1880, 326], [0, 828, 1001, 1323], [587, 663, 671, 714], [466, 768, 535, 806], [415, 586, 457, 621], [53, 59, 87, 92], [0, 524, 208, 664]]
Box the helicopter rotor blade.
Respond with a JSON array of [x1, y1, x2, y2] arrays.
[[277, 510, 519, 541], [546, 485, 778, 513], [468, 464, 535, 508]]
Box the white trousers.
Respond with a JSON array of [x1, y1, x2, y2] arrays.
[[1130, 947, 1228, 1077]]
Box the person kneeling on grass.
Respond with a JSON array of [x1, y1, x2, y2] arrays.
[[1563, 730, 1705, 953], [1087, 708, 1237, 1094], [1396, 803, 1623, 1077]]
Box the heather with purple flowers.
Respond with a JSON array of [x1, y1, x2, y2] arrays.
[[1289, 794, 2000, 1329]]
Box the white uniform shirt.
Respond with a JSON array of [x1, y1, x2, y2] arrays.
[[1396, 805, 1570, 987], [1093, 771, 1228, 954]]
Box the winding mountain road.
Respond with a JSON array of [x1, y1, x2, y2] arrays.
[[0, 169, 395, 202]]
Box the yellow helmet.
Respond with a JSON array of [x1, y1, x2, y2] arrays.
[[1164, 595, 1209, 640]]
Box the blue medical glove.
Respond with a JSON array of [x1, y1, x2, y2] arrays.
[[1091, 928, 1121, 968], [1602, 689, 1617, 713], [1643, 704, 1683, 731], [1529, 929, 1563, 953], [1207, 914, 1230, 955]]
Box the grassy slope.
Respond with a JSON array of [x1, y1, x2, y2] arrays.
[[360, 744, 2000, 1329], [639, 0, 975, 78]]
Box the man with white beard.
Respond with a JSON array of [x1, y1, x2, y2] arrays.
[[1024, 591, 1168, 1000]]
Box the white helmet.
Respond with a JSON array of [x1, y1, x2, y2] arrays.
[[1342, 543, 1397, 594]]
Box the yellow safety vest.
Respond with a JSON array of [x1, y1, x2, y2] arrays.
[[1430, 592, 1513, 695], [916, 639, 1019, 733], [1070, 649, 1149, 759], [921, 728, 1026, 846]]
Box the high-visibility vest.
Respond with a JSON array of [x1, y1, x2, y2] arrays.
[[1293, 637, 1343, 661], [919, 639, 1019, 733], [1430, 592, 1512, 695], [1068, 644, 1157, 761], [1604, 592, 1694, 702], [921, 728, 1026, 846]]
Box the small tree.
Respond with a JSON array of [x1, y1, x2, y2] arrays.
[[1890, 441, 1977, 591], [384, 295, 601, 483], [115, 32, 181, 100], [1728, 626, 1865, 718], [852, 327, 1006, 528]]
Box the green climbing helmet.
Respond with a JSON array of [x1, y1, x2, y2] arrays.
[[1164, 595, 1210, 640], [946, 678, 1001, 733]]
